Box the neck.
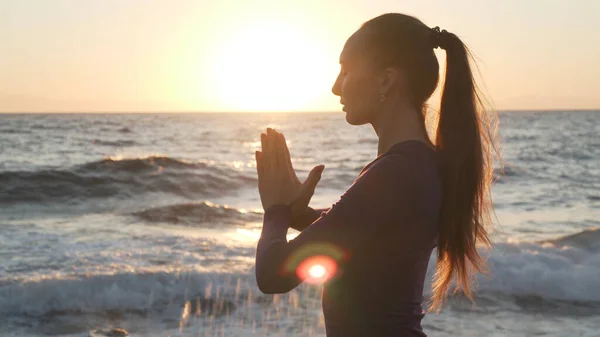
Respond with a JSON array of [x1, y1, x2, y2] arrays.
[[371, 100, 432, 156]]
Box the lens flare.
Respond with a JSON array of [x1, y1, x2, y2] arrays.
[[296, 255, 337, 284], [309, 264, 326, 278]]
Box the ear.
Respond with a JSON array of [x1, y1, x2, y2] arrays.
[[378, 66, 400, 95]]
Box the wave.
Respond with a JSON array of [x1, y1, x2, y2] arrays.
[[91, 139, 138, 147], [0, 156, 256, 204], [357, 138, 377, 144], [0, 128, 31, 134], [0, 271, 246, 336], [80, 156, 203, 172], [1, 228, 599, 334], [132, 201, 262, 227], [425, 227, 600, 303], [540, 227, 600, 251], [493, 163, 527, 182], [588, 194, 600, 201]]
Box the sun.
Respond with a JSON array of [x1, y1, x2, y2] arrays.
[[208, 20, 334, 112]]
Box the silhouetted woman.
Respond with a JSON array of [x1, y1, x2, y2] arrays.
[[254, 13, 498, 336]]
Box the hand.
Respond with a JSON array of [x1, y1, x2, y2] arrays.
[[255, 128, 325, 214]]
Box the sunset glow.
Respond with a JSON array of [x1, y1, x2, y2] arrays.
[[207, 20, 335, 112], [1, 1, 599, 112]]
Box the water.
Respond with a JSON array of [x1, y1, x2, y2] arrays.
[[1, 111, 599, 337]]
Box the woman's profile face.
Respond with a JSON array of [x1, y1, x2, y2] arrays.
[[331, 30, 380, 126]]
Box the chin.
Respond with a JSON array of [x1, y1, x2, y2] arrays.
[[345, 113, 360, 126], [344, 108, 369, 126]]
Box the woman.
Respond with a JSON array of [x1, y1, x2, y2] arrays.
[[254, 13, 497, 336]]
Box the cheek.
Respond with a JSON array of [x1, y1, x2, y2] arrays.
[[341, 74, 363, 100], [342, 74, 376, 106]]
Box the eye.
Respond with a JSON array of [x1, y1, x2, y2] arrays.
[[338, 62, 348, 76]]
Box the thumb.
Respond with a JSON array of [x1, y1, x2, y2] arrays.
[[306, 165, 325, 187], [293, 165, 324, 214]]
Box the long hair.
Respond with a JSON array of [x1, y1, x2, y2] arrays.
[[361, 13, 499, 311]]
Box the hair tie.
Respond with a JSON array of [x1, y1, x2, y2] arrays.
[[431, 26, 449, 50]]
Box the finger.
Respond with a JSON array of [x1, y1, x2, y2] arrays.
[[279, 133, 300, 184], [278, 133, 299, 183], [307, 165, 325, 188], [275, 132, 287, 173], [260, 133, 266, 152], [302, 165, 325, 196], [260, 133, 269, 170], [255, 150, 263, 177], [266, 128, 277, 170], [298, 165, 324, 206], [264, 129, 275, 171]]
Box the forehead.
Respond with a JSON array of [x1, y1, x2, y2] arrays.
[[339, 30, 367, 63]]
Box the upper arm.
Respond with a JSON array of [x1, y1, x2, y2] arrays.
[[288, 155, 415, 253], [255, 155, 416, 293]]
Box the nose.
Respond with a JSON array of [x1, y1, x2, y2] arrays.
[[331, 73, 341, 97]]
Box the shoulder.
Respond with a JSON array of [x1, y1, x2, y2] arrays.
[[350, 154, 417, 202], [360, 143, 438, 185]]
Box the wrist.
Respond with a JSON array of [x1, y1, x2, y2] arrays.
[[265, 203, 291, 215], [290, 204, 312, 217]]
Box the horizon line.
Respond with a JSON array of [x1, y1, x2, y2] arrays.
[[0, 108, 599, 114]]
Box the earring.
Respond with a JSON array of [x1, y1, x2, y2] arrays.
[[380, 92, 386, 103]]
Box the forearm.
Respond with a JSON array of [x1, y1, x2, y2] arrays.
[[256, 204, 303, 293]]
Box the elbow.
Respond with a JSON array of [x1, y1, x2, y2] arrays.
[[257, 283, 279, 295], [255, 273, 272, 294], [255, 272, 295, 294], [256, 275, 284, 294], [258, 285, 291, 295], [255, 242, 297, 294]]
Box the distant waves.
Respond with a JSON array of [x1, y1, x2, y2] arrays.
[[132, 201, 262, 227], [0, 156, 256, 204]]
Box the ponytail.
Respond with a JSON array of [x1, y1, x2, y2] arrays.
[[429, 29, 497, 311], [359, 13, 499, 313]]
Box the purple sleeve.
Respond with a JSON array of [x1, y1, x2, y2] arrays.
[[255, 155, 415, 294]]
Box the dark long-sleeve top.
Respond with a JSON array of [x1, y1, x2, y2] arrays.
[[255, 140, 441, 337]]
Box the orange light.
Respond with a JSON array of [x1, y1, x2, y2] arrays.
[[296, 255, 337, 284]]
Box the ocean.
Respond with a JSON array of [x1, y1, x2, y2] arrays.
[[1, 111, 599, 337]]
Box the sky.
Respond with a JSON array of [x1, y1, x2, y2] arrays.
[[0, 0, 599, 112]]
